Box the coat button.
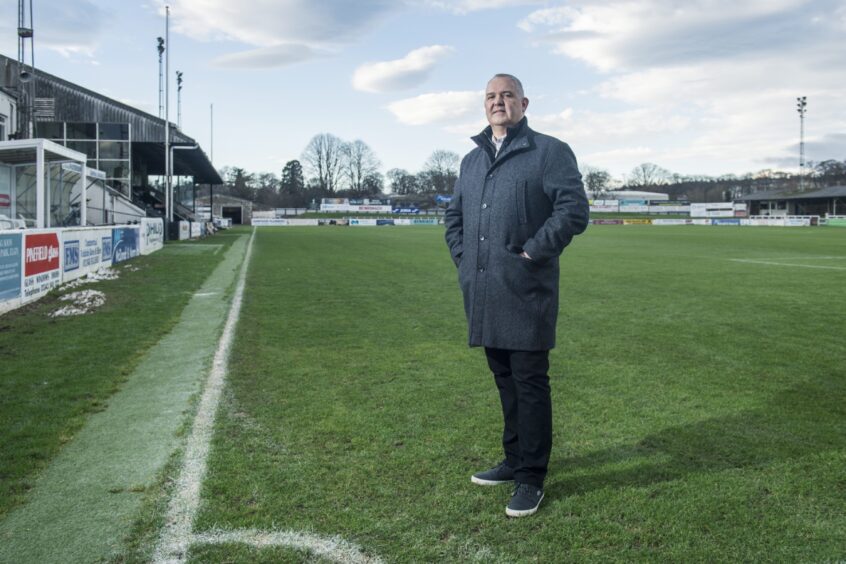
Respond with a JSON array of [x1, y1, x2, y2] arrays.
[[481, 203, 488, 209], [478, 267, 485, 273], [479, 236, 485, 241]]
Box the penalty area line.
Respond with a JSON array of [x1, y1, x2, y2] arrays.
[[152, 229, 381, 564], [728, 258, 846, 271]]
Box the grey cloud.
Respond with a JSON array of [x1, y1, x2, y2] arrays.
[[170, 0, 397, 46], [764, 133, 846, 168], [527, 0, 846, 71], [0, 0, 111, 50], [211, 44, 324, 69], [297, 0, 396, 42]]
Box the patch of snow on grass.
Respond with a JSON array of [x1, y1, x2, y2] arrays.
[[50, 290, 106, 317], [61, 268, 120, 290]]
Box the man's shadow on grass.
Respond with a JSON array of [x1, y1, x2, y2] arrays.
[[550, 372, 845, 496]]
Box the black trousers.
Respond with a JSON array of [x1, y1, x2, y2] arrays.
[[484, 347, 551, 488]]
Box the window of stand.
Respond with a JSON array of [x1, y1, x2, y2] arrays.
[[44, 121, 132, 198]]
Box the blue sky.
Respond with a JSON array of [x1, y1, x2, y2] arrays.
[[2, 0, 845, 183]]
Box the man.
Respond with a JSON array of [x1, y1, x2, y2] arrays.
[[444, 74, 589, 517]]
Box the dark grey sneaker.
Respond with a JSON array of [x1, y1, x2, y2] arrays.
[[470, 461, 515, 485], [506, 483, 544, 517]]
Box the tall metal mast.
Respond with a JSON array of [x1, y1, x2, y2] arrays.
[[17, 0, 36, 138], [165, 5, 171, 223], [176, 71, 183, 129], [796, 96, 807, 191], [157, 37, 165, 118]]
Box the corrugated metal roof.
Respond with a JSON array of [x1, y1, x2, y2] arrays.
[[740, 186, 846, 201], [1, 54, 195, 144]]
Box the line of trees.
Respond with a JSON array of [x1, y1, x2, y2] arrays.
[[218, 133, 461, 208], [586, 158, 846, 202]]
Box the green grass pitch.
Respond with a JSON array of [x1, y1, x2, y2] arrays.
[[2, 225, 845, 562]]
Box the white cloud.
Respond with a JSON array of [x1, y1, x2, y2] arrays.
[[161, 0, 395, 67], [387, 90, 483, 125], [443, 118, 488, 136], [517, 0, 846, 175], [352, 45, 453, 93], [532, 107, 689, 144]]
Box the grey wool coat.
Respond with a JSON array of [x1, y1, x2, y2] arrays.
[[444, 118, 589, 351]]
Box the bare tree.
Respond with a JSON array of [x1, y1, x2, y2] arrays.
[[386, 168, 420, 195], [342, 139, 381, 194], [627, 162, 672, 187], [582, 166, 612, 198], [301, 133, 345, 193], [420, 150, 460, 194], [362, 172, 384, 194]]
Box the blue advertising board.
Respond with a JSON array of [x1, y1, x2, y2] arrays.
[[102, 236, 112, 261], [64, 239, 80, 272], [112, 227, 139, 264], [0, 233, 22, 302]]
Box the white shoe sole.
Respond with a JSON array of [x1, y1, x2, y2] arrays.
[[471, 475, 513, 486], [505, 493, 544, 517]]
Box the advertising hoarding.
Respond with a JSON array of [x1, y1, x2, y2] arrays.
[[252, 218, 291, 226], [591, 219, 624, 225], [23, 231, 61, 302], [651, 219, 691, 225], [691, 202, 746, 218], [140, 218, 164, 255], [62, 228, 114, 282], [0, 233, 22, 303], [112, 227, 140, 264], [350, 205, 393, 212]]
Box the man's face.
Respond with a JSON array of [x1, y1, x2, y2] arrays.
[[485, 77, 528, 130]]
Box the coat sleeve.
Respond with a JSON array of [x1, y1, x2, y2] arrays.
[[522, 140, 589, 263], [444, 161, 466, 267]]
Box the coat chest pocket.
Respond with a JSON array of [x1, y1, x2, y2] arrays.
[[515, 180, 528, 224]]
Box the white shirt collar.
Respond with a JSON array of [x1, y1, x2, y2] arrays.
[[492, 132, 506, 155]]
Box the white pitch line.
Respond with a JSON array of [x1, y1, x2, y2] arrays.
[[729, 258, 846, 271], [193, 529, 382, 564], [730, 256, 846, 261], [153, 230, 381, 564], [153, 231, 255, 564]]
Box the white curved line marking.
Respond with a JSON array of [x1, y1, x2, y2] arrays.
[[193, 529, 381, 563]]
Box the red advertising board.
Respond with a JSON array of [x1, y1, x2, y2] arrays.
[[25, 233, 61, 276], [0, 194, 10, 207]]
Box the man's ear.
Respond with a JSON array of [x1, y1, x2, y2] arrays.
[[522, 98, 529, 112]]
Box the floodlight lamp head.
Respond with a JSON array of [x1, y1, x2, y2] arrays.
[[19, 70, 32, 83]]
